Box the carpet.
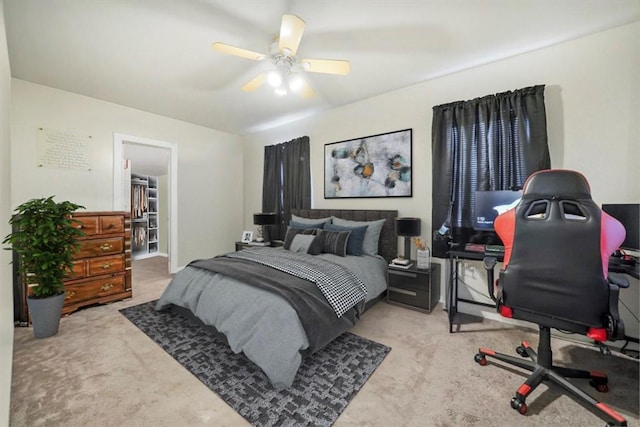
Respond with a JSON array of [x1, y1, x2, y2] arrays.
[[120, 300, 391, 427]]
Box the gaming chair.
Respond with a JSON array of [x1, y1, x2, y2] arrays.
[[474, 169, 629, 426]]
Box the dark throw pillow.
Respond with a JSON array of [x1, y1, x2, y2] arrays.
[[324, 223, 368, 256], [283, 227, 318, 250], [319, 229, 351, 257], [289, 220, 327, 230]]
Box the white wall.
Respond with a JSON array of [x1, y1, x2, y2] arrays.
[[0, 1, 13, 424], [11, 79, 245, 267], [158, 174, 169, 256], [243, 23, 640, 325]]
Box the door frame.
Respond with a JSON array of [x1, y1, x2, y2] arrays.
[[113, 133, 178, 274]]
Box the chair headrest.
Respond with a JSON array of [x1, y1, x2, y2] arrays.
[[522, 169, 591, 198]]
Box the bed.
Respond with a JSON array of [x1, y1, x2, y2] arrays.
[[155, 209, 398, 389]]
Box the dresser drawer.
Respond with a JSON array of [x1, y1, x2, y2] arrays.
[[64, 274, 126, 305], [74, 216, 100, 236], [67, 260, 87, 280], [87, 254, 125, 276], [100, 215, 125, 234], [75, 237, 124, 258]]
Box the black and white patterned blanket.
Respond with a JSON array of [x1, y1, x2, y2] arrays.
[[226, 247, 367, 317]]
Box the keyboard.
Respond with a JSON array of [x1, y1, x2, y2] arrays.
[[485, 245, 505, 254]]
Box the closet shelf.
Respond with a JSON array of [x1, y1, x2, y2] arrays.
[[131, 173, 160, 260]]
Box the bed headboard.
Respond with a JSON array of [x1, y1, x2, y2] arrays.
[[290, 209, 398, 263]]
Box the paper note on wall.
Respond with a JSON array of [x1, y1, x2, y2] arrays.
[[37, 127, 92, 170]]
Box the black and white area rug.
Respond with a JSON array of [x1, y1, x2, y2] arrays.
[[120, 300, 391, 427]]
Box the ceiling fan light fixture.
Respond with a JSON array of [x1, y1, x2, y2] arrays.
[[288, 74, 304, 91], [214, 13, 346, 100], [267, 70, 283, 87]]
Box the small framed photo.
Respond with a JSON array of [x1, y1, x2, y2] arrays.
[[241, 231, 253, 243]]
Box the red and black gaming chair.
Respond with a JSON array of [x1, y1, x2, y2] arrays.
[[474, 169, 629, 426]]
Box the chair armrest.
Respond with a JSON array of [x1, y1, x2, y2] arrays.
[[608, 272, 629, 288], [483, 256, 498, 303], [607, 282, 626, 340]]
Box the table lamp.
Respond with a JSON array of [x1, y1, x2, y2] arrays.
[[394, 217, 421, 265], [253, 213, 279, 244]]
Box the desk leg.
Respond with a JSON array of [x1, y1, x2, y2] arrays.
[[448, 255, 457, 333]]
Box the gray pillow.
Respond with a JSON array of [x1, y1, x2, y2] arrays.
[[332, 217, 386, 256], [283, 227, 317, 250], [291, 214, 333, 225], [319, 229, 351, 257], [289, 234, 317, 253]]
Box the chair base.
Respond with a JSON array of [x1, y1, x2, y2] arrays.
[[474, 326, 627, 426]]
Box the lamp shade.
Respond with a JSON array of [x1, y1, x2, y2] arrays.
[[253, 213, 279, 226], [395, 217, 421, 237]]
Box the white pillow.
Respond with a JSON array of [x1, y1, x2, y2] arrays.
[[332, 217, 386, 256]]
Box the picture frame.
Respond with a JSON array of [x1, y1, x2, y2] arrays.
[[241, 231, 253, 243], [324, 128, 412, 198]]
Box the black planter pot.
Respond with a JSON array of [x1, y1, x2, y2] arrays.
[[26, 293, 65, 338]]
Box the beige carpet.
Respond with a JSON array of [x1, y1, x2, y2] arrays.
[[10, 257, 640, 426]]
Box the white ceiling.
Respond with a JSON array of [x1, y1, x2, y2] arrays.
[[4, 0, 640, 135]]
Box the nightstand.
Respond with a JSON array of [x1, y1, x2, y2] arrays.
[[387, 263, 441, 312], [235, 240, 284, 251]]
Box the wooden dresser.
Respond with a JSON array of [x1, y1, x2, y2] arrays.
[[62, 211, 132, 315]]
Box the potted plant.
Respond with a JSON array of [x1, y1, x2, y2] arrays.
[[2, 196, 85, 338]]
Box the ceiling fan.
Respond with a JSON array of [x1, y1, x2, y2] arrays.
[[212, 14, 351, 98]]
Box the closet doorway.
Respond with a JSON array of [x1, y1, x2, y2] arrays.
[[113, 133, 178, 274]]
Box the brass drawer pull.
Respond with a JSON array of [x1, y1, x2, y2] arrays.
[[388, 286, 417, 297], [100, 243, 114, 252], [101, 283, 114, 292], [101, 262, 113, 270], [65, 291, 76, 300]]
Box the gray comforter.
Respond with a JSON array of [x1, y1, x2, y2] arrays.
[[155, 248, 387, 388]]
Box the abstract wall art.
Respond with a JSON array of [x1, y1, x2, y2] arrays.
[[324, 129, 412, 198]]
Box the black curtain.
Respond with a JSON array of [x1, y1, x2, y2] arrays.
[[431, 85, 551, 257], [262, 136, 311, 240]]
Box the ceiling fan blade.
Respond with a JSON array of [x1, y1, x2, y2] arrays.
[[300, 58, 351, 75], [212, 42, 266, 61], [279, 14, 305, 56], [241, 73, 266, 92], [299, 81, 315, 99]]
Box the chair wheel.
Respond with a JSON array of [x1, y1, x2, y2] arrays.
[[511, 397, 527, 414], [590, 380, 609, 393], [474, 354, 487, 366], [516, 346, 528, 357]]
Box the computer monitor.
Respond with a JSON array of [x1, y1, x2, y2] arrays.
[[474, 190, 523, 231], [602, 203, 639, 252]]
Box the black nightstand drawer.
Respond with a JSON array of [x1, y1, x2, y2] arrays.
[[387, 263, 440, 312], [388, 269, 427, 291], [387, 286, 433, 310]]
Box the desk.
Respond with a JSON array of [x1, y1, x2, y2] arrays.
[[608, 259, 639, 280], [447, 248, 503, 333], [447, 249, 640, 339]]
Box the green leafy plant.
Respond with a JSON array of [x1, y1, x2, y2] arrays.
[[2, 196, 85, 298]]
